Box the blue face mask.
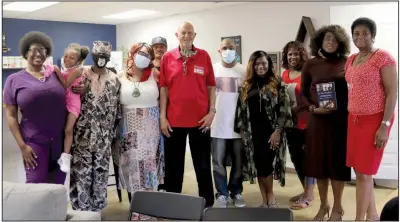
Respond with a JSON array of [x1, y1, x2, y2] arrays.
[[221, 49, 236, 64]]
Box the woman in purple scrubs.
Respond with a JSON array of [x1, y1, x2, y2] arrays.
[[3, 31, 67, 184]]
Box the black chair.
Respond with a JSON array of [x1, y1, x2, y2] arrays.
[[129, 191, 206, 220], [108, 161, 122, 202], [202, 207, 294, 221], [380, 196, 399, 221]]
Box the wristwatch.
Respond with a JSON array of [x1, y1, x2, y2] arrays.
[[381, 120, 390, 127], [210, 108, 217, 114]]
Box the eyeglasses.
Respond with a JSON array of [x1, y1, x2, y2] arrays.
[[137, 50, 152, 60], [29, 47, 47, 55]]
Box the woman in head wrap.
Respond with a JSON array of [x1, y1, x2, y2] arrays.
[[69, 40, 122, 212]]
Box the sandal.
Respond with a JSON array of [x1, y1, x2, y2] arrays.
[[328, 209, 344, 221], [290, 197, 312, 210], [313, 205, 331, 221], [131, 213, 140, 221], [258, 203, 268, 208], [290, 193, 303, 202], [140, 214, 151, 220], [267, 200, 278, 208]]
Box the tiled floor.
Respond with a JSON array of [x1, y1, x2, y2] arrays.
[[2, 112, 398, 220]]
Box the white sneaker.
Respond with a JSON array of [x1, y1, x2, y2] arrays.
[[58, 153, 71, 173], [214, 195, 228, 208]]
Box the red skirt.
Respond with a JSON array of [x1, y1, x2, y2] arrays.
[[346, 112, 395, 175]]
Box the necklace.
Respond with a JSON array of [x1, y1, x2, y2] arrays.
[[27, 68, 46, 82], [257, 83, 262, 112], [355, 51, 371, 65], [132, 80, 141, 97], [127, 73, 141, 97]]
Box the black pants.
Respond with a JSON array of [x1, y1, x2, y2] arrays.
[[164, 127, 214, 207], [286, 128, 307, 182]]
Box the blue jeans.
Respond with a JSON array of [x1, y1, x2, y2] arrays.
[[211, 138, 244, 198]]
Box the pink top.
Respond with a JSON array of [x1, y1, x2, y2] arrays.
[[345, 49, 397, 115]]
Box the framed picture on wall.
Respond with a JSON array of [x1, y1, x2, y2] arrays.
[[221, 35, 242, 64], [266, 51, 281, 75]]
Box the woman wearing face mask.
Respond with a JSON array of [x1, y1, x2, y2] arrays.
[[301, 25, 351, 221], [43, 43, 90, 173], [69, 41, 122, 212], [3, 31, 67, 184], [234, 51, 292, 208], [281, 41, 316, 210], [345, 18, 397, 221], [113, 42, 164, 220]]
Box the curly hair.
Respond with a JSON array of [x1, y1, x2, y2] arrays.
[[241, 51, 279, 102], [126, 42, 155, 75], [19, 31, 52, 59], [65, 43, 90, 63], [281, 40, 309, 70], [309, 25, 351, 59], [351, 17, 377, 38]]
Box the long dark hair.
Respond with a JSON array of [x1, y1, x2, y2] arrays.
[[241, 50, 278, 102]]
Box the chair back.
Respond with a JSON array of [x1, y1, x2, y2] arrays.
[[202, 207, 294, 221], [130, 191, 206, 220]]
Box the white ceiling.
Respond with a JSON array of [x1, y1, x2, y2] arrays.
[[2, 2, 248, 25]]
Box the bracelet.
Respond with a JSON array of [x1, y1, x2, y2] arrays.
[[275, 126, 283, 133], [309, 105, 316, 113]]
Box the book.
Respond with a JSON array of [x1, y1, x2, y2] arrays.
[[316, 82, 337, 109]]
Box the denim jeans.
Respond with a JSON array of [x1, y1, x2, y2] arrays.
[[211, 138, 244, 198]]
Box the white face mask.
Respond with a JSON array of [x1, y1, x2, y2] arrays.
[[134, 54, 151, 69], [221, 49, 236, 64], [97, 58, 106, 68]]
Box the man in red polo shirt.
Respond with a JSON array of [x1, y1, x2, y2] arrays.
[[159, 22, 216, 207]]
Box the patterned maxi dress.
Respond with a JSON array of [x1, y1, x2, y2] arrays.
[[113, 72, 165, 194], [69, 67, 122, 212], [234, 78, 293, 186]]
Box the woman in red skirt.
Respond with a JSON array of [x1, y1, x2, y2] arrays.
[[345, 17, 398, 221]]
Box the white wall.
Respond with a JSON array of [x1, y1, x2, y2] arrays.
[[331, 2, 399, 183], [117, 2, 337, 68]]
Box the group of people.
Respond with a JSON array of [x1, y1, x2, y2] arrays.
[[3, 16, 397, 221]]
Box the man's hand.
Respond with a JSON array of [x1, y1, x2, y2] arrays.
[[198, 111, 215, 133], [71, 80, 87, 95], [161, 117, 173, 138]]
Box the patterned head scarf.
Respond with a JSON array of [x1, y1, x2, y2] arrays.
[[92, 40, 112, 56]]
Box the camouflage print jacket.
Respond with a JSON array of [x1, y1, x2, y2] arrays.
[[234, 79, 293, 187]]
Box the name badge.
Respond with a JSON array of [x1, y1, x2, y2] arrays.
[[194, 65, 204, 75]]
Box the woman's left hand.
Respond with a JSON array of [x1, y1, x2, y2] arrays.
[[375, 126, 389, 149], [269, 130, 281, 150]]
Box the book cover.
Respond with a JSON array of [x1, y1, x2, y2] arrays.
[[316, 82, 337, 109]]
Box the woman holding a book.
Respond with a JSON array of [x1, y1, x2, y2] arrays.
[[281, 40, 316, 210], [345, 17, 398, 221], [301, 25, 352, 221]]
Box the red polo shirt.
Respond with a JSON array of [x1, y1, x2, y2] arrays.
[[159, 46, 216, 128]]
